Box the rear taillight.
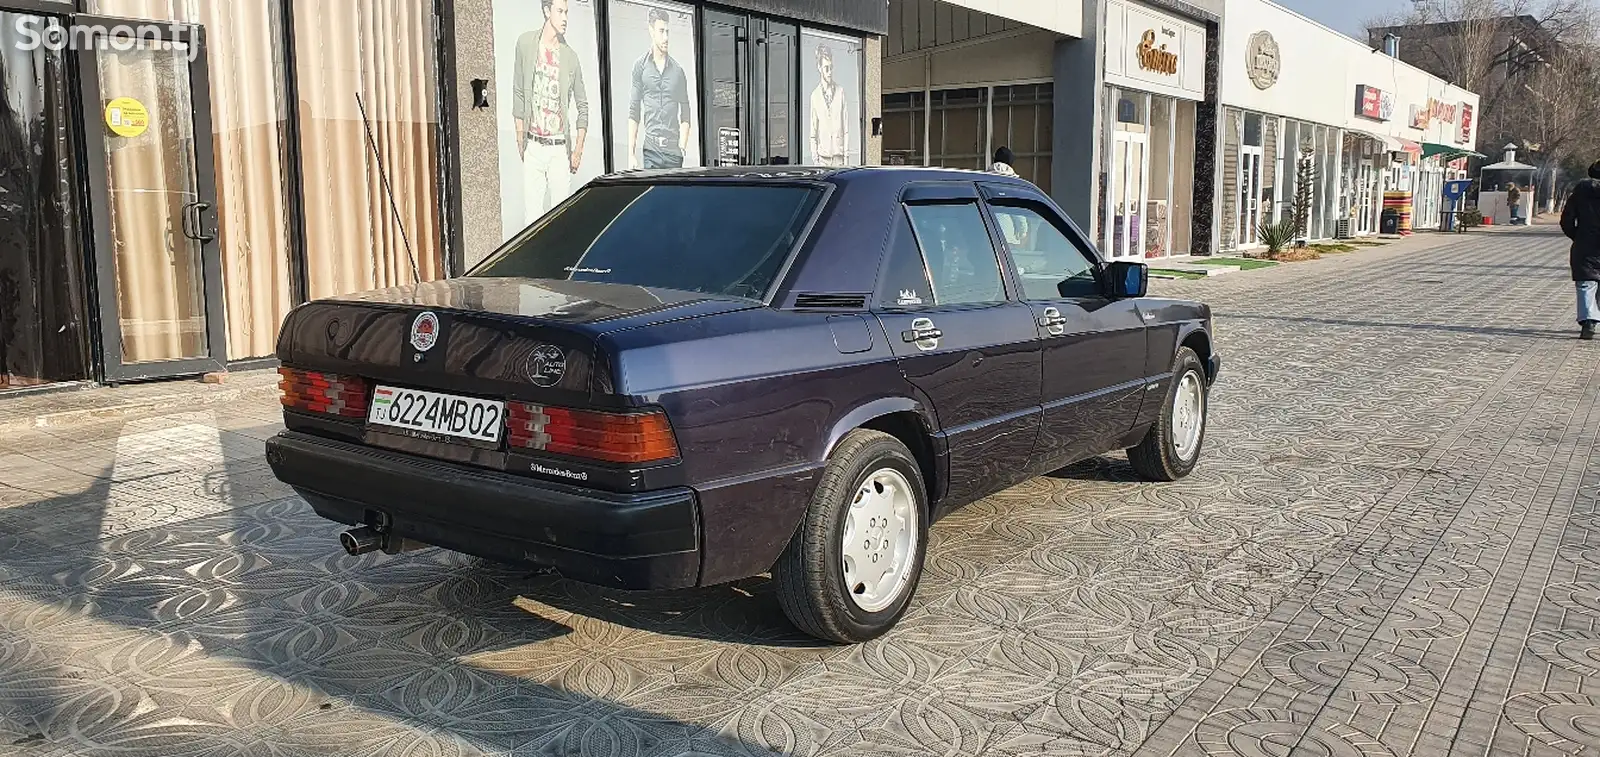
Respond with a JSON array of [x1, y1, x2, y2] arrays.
[[506, 403, 679, 464], [279, 367, 370, 418]]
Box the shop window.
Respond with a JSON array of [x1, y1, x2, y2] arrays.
[[0, 12, 91, 387], [89, 0, 296, 361], [991, 84, 1052, 193], [1243, 113, 1263, 147], [294, 0, 445, 300], [881, 92, 924, 166], [928, 88, 987, 171]]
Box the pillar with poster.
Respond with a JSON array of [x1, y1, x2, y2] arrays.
[[801, 30, 862, 167], [495, 0, 604, 241]]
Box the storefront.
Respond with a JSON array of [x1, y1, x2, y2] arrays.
[[1218, 0, 1478, 251], [1098, 0, 1208, 259], [452, 0, 884, 264], [0, 0, 881, 394], [879, 0, 1074, 195]]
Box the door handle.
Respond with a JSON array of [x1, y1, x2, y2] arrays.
[[901, 317, 942, 351], [1037, 306, 1068, 336], [181, 201, 214, 243]]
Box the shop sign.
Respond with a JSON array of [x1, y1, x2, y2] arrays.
[[1136, 29, 1179, 75], [1459, 103, 1474, 144], [1245, 31, 1280, 90], [1104, 0, 1205, 101], [1355, 85, 1394, 121], [104, 96, 149, 138], [1410, 98, 1459, 130]]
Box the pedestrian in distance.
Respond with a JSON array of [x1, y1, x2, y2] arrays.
[[1558, 160, 1600, 340], [991, 146, 1019, 177]]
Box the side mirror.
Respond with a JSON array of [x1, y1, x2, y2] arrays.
[[1105, 261, 1148, 299]]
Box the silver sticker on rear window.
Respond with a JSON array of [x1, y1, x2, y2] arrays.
[[527, 345, 567, 388]]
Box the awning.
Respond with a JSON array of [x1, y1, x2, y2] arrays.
[[1423, 142, 1486, 161], [1395, 138, 1423, 156]]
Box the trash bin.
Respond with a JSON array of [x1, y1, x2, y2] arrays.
[[1380, 210, 1401, 235]]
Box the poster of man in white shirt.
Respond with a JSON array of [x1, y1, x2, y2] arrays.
[[801, 30, 861, 167]]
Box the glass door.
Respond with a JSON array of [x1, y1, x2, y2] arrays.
[[1238, 146, 1264, 247], [74, 17, 225, 381], [701, 10, 798, 166], [1107, 131, 1148, 260]]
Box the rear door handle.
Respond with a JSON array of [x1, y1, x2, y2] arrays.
[[901, 317, 942, 351]]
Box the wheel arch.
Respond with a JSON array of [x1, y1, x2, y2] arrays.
[[823, 398, 941, 509], [1177, 325, 1215, 381]]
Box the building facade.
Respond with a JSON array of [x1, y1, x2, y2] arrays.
[[880, 0, 1223, 258], [0, 0, 883, 394], [1218, 0, 1479, 252]]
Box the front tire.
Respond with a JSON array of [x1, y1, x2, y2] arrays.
[[1128, 346, 1209, 481], [773, 429, 928, 643]]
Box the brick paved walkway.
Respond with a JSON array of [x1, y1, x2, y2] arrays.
[[0, 227, 1595, 756]]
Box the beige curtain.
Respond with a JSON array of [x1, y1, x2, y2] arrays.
[[295, 0, 443, 300], [91, 0, 295, 361]]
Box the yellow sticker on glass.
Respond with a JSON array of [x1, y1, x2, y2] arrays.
[[104, 97, 149, 138]]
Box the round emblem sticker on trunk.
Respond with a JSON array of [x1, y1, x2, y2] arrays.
[[410, 312, 440, 352], [527, 345, 567, 387]]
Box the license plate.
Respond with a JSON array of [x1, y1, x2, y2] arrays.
[[367, 385, 505, 443]]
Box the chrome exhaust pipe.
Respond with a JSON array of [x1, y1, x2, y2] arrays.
[[340, 526, 383, 556]]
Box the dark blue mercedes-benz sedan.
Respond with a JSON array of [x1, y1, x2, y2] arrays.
[[264, 166, 1220, 643]]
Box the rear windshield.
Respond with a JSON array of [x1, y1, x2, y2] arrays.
[[469, 183, 825, 299]]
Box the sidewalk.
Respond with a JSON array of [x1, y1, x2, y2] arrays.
[[0, 368, 283, 434]]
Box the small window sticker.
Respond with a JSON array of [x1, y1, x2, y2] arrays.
[[897, 289, 924, 306]]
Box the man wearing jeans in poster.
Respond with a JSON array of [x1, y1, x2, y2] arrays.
[[513, 0, 589, 223], [628, 8, 691, 169]]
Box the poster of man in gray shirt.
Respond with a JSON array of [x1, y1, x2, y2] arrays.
[[628, 7, 692, 169]]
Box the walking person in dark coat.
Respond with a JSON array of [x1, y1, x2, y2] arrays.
[[1559, 160, 1600, 339]]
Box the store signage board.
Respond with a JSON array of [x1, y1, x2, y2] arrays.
[[1459, 103, 1474, 145], [1355, 85, 1394, 122], [1104, 0, 1206, 102], [1245, 31, 1280, 90]]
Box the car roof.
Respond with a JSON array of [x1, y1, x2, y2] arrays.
[[589, 164, 1036, 188]]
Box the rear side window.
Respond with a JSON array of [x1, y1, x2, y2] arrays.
[[470, 184, 824, 299], [903, 203, 1006, 305], [875, 210, 935, 308]]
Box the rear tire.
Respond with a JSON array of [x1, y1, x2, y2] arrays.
[[1128, 346, 1208, 482], [773, 429, 928, 644]]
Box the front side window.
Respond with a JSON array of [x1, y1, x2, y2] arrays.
[[903, 202, 1006, 305], [989, 204, 1100, 300], [471, 183, 823, 299]]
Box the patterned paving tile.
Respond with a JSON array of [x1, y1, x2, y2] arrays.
[[1, 227, 1597, 755]]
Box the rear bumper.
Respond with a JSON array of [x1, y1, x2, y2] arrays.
[[264, 431, 701, 590]]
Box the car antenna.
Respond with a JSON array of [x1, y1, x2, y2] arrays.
[[357, 91, 422, 285]]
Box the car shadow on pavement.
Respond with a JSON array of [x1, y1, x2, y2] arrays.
[[0, 415, 796, 756], [1045, 456, 1143, 483]]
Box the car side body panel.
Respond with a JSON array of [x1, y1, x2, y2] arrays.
[[603, 306, 935, 585]]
